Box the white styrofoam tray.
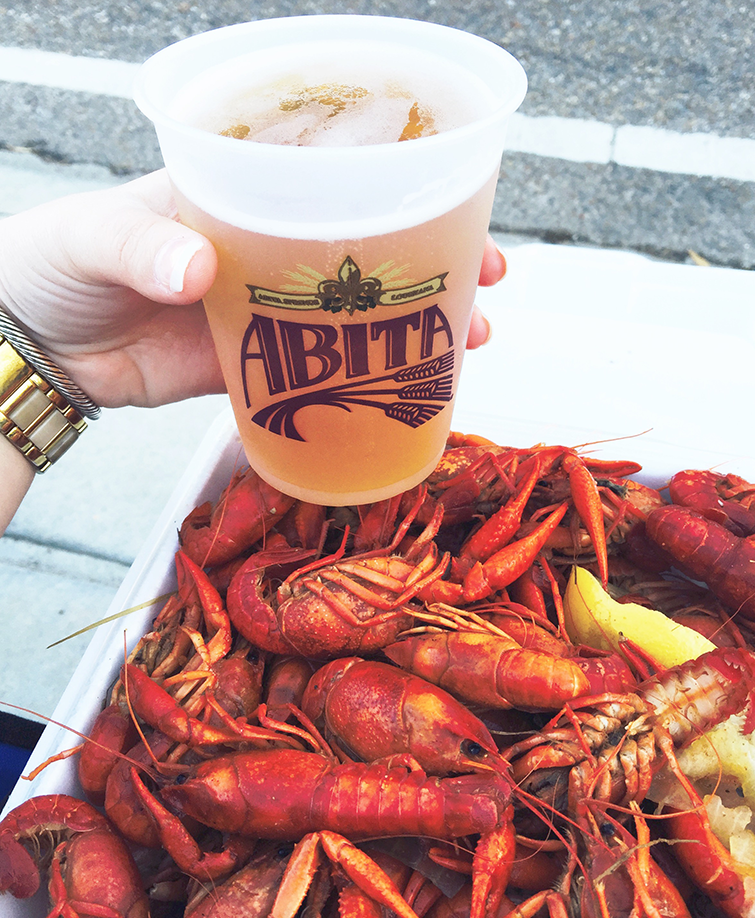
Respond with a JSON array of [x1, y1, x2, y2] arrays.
[[3, 242, 755, 915]]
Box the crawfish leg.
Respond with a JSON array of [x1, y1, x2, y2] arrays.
[[563, 452, 609, 587], [129, 768, 245, 881], [271, 832, 421, 918], [471, 817, 516, 918]]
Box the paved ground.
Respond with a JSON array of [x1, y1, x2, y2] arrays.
[[0, 0, 753, 266], [0, 1, 753, 749]]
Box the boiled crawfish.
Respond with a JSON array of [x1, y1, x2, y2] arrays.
[[504, 646, 755, 820], [0, 794, 149, 916], [227, 493, 448, 659], [647, 503, 755, 621], [5, 437, 755, 918], [131, 747, 515, 918]]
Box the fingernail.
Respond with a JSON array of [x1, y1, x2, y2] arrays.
[[154, 236, 204, 294], [480, 312, 493, 345], [493, 244, 507, 279]]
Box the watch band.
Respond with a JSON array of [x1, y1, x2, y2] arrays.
[[0, 333, 87, 472], [0, 307, 100, 420]]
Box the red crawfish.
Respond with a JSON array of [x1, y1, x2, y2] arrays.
[[300, 657, 508, 776], [384, 600, 637, 709], [668, 468, 755, 536], [501, 802, 692, 918], [96, 660, 305, 848], [131, 748, 516, 918], [182, 841, 292, 918], [468, 603, 637, 694], [179, 465, 295, 568], [504, 647, 755, 820], [417, 454, 651, 606], [227, 495, 449, 659], [79, 549, 255, 804], [394, 434, 518, 529], [646, 503, 755, 621], [0, 794, 149, 917], [384, 629, 593, 714], [419, 496, 570, 605]]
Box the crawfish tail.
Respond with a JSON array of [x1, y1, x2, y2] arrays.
[[639, 647, 755, 746], [160, 749, 512, 841], [646, 505, 755, 618]]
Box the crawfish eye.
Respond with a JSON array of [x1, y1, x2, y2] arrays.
[[599, 821, 615, 839], [595, 478, 628, 498], [461, 739, 486, 759], [174, 773, 189, 785]]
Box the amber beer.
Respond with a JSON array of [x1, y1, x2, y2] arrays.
[[134, 16, 527, 504], [176, 175, 496, 504]]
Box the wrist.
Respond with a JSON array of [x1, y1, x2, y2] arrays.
[[0, 308, 100, 421], [0, 429, 34, 535]]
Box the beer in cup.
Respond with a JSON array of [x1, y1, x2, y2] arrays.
[[135, 16, 527, 505]]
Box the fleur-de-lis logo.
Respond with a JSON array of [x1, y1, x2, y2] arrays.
[[246, 256, 447, 313], [317, 257, 383, 314]]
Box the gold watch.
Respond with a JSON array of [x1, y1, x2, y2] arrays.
[[0, 332, 87, 472]]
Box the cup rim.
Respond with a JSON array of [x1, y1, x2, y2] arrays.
[[133, 14, 528, 157]]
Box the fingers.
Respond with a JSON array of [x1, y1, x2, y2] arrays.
[[478, 235, 507, 287], [61, 170, 218, 305], [465, 305, 492, 350], [467, 236, 507, 348]]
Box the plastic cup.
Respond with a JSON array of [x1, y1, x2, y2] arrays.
[[134, 15, 527, 506]]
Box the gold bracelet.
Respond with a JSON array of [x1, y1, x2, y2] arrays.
[[0, 333, 87, 472]]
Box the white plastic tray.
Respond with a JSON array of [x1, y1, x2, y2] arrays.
[[464, 243, 755, 476]]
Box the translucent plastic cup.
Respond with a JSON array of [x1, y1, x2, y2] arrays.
[[134, 15, 526, 506]]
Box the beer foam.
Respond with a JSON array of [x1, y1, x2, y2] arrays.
[[172, 41, 494, 147]]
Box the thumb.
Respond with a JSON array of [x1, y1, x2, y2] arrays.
[[62, 171, 218, 305]]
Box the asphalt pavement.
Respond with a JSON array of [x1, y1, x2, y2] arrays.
[[1, 0, 753, 267], [0, 2, 753, 733]]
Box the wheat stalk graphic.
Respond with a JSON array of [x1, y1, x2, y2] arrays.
[[252, 351, 455, 441]]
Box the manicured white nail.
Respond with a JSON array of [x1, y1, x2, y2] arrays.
[[155, 236, 204, 293]]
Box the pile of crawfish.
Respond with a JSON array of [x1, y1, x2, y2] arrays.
[[2, 432, 755, 918]]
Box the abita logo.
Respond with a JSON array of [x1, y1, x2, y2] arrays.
[[246, 256, 447, 315], [242, 256, 455, 441]]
